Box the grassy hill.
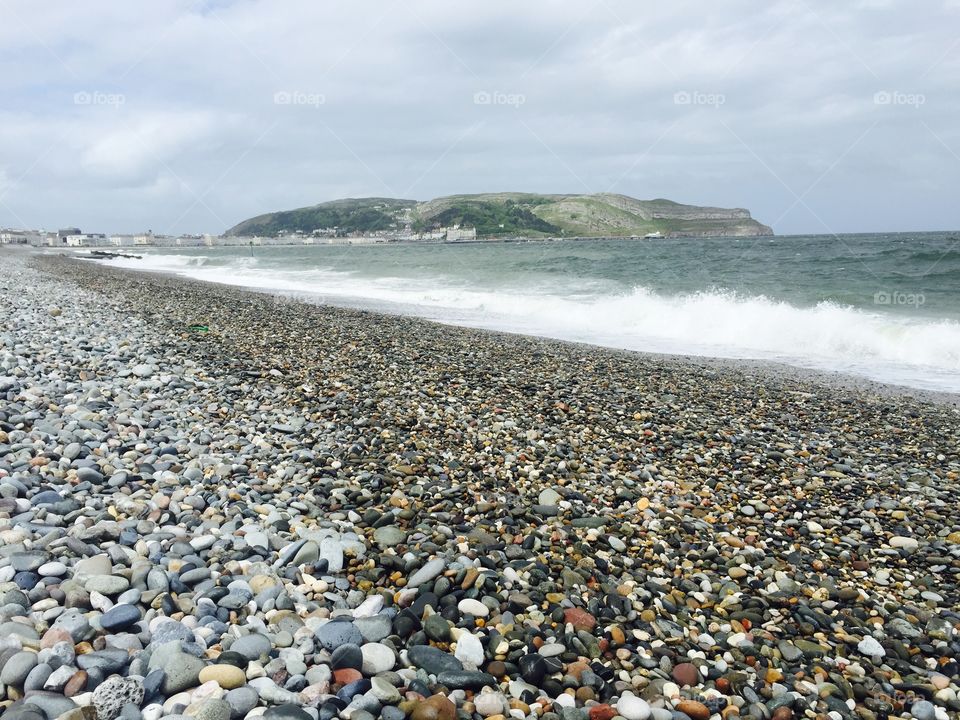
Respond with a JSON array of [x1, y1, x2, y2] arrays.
[[225, 193, 773, 238], [226, 198, 417, 237]]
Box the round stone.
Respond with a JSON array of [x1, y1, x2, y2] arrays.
[[373, 526, 407, 548], [331, 643, 363, 671], [675, 701, 710, 720], [518, 654, 547, 685], [0, 650, 38, 686], [911, 701, 936, 720], [101, 604, 142, 632], [411, 694, 456, 720], [453, 632, 484, 667], [617, 692, 651, 720], [538, 488, 561, 506], [315, 620, 363, 651], [198, 664, 247, 690], [224, 686, 259, 717], [424, 615, 451, 642], [857, 636, 885, 658], [84, 575, 130, 595], [229, 633, 272, 660], [370, 676, 401, 703], [361, 643, 396, 675], [263, 704, 313, 720], [889, 536, 919, 551], [38, 561, 68, 577], [457, 598, 489, 617], [474, 692, 507, 717], [671, 662, 699, 686]]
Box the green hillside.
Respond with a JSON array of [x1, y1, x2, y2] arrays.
[[226, 198, 416, 236]]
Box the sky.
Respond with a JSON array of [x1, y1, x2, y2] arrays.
[[1, 0, 959, 236]]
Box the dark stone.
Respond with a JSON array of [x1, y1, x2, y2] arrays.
[[215, 651, 248, 668], [336, 678, 371, 702], [518, 654, 548, 685], [142, 669, 165, 701], [436, 671, 497, 690], [263, 705, 313, 720], [76, 649, 129, 674], [331, 644, 363, 671], [315, 620, 363, 651], [101, 604, 142, 632], [407, 645, 463, 675], [423, 615, 451, 642]]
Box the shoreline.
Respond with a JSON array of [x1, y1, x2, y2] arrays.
[[1, 250, 959, 720], [38, 245, 960, 408]]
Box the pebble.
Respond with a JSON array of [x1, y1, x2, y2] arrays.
[[406, 559, 446, 588], [100, 604, 142, 632], [616, 692, 651, 720], [92, 676, 145, 720], [315, 620, 363, 650], [198, 665, 246, 690], [0, 253, 956, 720], [911, 700, 937, 720], [361, 643, 396, 674], [229, 633, 272, 660], [856, 636, 885, 658], [224, 687, 259, 717], [84, 575, 130, 595], [453, 632, 485, 667], [1, 651, 38, 686], [457, 598, 489, 617]]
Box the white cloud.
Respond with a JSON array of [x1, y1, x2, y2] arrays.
[[78, 112, 221, 184], [0, 0, 958, 233]]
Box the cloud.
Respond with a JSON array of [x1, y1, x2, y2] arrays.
[[0, 0, 958, 234], [78, 112, 222, 184]]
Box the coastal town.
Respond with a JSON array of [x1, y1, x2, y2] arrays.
[[0, 224, 479, 249]]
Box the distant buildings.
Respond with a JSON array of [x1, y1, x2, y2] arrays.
[[64, 233, 107, 247], [0, 223, 480, 248], [0, 230, 32, 245], [1, 229, 56, 245], [445, 225, 477, 242]]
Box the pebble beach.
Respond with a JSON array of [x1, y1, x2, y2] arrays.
[[1, 249, 959, 720]]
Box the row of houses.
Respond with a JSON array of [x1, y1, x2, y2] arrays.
[[1, 224, 480, 248], [0, 228, 216, 248]]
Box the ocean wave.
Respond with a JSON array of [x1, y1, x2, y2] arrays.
[[96, 252, 960, 392]]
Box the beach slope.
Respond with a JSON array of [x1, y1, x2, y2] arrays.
[[0, 251, 957, 720]]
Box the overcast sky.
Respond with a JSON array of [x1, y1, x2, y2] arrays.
[[1, 0, 958, 235]]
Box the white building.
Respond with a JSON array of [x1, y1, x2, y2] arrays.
[[445, 226, 477, 242], [0, 230, 29, 244], [64, 233, 108, 247]]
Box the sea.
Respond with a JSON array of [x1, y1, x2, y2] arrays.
[[94, 232, 960, 393]]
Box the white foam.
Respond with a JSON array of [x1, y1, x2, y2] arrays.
[[97, 253, 960, 393]]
